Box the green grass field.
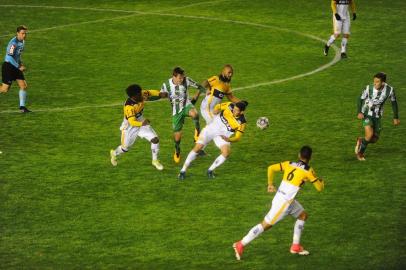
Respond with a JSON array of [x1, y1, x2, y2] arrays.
[[1, 0, 405, 269]]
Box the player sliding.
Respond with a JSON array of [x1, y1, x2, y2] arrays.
[[160, 67, 206, 163], [233, 146, 324, 260], [355, 72, 400, 161], [178, 101, 248, 180], [110, 84, 165, 170]]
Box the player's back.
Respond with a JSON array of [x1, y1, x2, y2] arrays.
[[4, 37, 24, 68]]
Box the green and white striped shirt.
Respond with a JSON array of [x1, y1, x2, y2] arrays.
[[359, 83, 398, 119], [161, 77, 200, 115]]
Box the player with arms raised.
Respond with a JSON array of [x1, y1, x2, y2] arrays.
[[233, 146, 324, 260], [110, 84, 165, 170]]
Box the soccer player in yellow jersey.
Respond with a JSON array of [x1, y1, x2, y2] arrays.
[[323, 0, 356, 58], [233, 146, 325, 260], [197, 65, 240, 124], [110, 84, 165, 170], [178, 101, 248, 180]]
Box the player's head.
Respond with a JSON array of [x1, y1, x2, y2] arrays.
[[172, 66, 185, 86], [16, 25, 28, 41], [220, 64, 233, 83], [373, 72, 387, 90], [233, 100, 248, 117], [126, 84, 143, 101], [299, 146, 312, 163]]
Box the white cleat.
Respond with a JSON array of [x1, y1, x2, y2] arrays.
[[110, 149, 117, 166], [152, 159, 164, 170]]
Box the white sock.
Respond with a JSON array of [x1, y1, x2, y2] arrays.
[[181, 150, 198, 172], [293, 219, 305, 244], [19, 89, 27, 107], [114, 146, 126, 156], [341, 38, 348, 53], [241, 224, 264, 246], [208, 154, 227, 171], [151, 143, 159, 161], [326, 35, 336, 46]]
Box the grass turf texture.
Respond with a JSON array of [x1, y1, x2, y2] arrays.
[[0, 0, 405, 269]]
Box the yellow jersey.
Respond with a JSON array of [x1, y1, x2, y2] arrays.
[[202, 75, 232, 115], [268, 160, 324, 200], [214, 102, 246, 142], [122, 90, 160, 127]]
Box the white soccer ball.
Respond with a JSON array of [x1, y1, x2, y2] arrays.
[[256, 117, 269, 130]]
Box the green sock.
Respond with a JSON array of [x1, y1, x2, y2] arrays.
[[360, 138, 369, 154], [174, 140, 181, 154]]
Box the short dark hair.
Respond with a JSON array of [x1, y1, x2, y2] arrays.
[[17, 25, 28, 33], [126, 84, 142, 98], [173, 66, 185, 76], [300, 146, 312, 161], [374, 72, 386, 82], [235, 100, 248, 111]]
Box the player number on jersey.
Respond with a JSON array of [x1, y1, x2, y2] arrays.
[[287, 169, 296, 181]]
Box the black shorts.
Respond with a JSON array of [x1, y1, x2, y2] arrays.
[[2, 61, 25, 85]]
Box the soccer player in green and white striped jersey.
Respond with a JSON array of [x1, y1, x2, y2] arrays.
[[160, 67, 206, 163], [355, 72, 400, 161]]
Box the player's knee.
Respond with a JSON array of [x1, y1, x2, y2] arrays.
[[151, 137, 159, 144], [343, 34, 350, 38], [370, 135, 379, 143], [0, 84, 10, 93], [298, 211, 308, 221], [334, 33, 340, 38], [261, 220, 272, 231]]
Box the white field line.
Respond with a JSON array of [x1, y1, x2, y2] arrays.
[[0, 4, 340, 114]]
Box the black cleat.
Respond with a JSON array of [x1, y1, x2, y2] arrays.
[[341, 52, 347, 59], [178, 171, 186, 180], [19, 106, 31, 113], [323, 44, 329, 56], [207, 170, 215, 179]]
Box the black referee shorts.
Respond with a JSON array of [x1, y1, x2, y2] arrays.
[[2, 61, 25, 85]]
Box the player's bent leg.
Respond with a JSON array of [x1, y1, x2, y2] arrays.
[[150, 137, 163, 170], [324, 33, 339, 56], [179, 143, 205, 179], [234, 221, 271, 261], [207, 145, 230, 178], [173, 132, 182, 163], [0, 83, 11, 93]]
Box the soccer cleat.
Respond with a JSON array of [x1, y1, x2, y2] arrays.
[[207, 170, 215, 179], [19, 106, 31, 113], [152, 160, 164, 170], [173, 152, 181, 164], [323, 44, 329, 56], [355, 137, 362, 154], [341, 52, 347, 59], [356, 152, 366, 161], [290, 244, 310, 256], [233, 241, 244, 260], [110, 149, 117, 166], [178, 171, 186, 180], [197, 149, 207, 157]]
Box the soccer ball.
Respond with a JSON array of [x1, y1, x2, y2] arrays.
[[256, 117, 269, 130]]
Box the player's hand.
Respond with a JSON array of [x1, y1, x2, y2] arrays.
[[267, 184, 276, 193], [334, 13, 341, 21], [220, 135, 229, 142], [357, 113, 364, 120], [393, 119, 400, 126], [142, 119, 150, 126], [19, 65, 26, 72], [353, 13, 357, 20]]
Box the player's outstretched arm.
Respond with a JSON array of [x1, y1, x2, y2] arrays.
[[267, 163, 283, 192], [227, 92, 240, 103]]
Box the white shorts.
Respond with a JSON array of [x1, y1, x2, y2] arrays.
[[333, 16, 350, 35], [196, 121, 230, 149], [264, 193, 304, 225], [121, 125, 157, 150]]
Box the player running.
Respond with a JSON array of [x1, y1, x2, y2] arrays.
[[178, 100, 248, 180], [0, 25, 31, 112], [233, 146, 324, 260], [355, 72, 400, 161], [323, 0, 356, 59], [160, 67, 206, 163], [110, 84, 165, 170], [197, 65, 240, 124]]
